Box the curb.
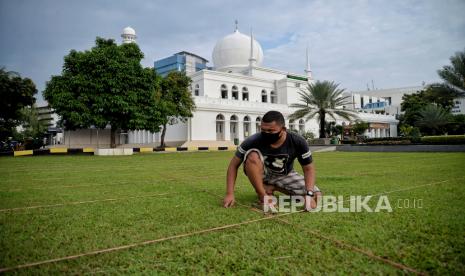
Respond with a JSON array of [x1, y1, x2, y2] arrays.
[[2, 146, 238, 157]]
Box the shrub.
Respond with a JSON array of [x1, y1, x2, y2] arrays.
[[341, 139, 356, 144], [365, 137, 411, 143], [301, 131, 316, 144], [420, 135, 465, 145], [366, 140, 412, 145]]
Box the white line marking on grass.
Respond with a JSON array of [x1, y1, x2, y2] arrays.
[[0, 193, 169, 212], [1, 178, 460, 273]]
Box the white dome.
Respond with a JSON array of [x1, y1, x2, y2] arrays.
[[212, 30, 263, 70], [122, 26, 136, 35]]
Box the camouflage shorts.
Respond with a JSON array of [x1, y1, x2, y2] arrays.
[[243, 148, 321, 196]]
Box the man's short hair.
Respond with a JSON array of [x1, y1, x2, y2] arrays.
[[262, 111, 285, 126]]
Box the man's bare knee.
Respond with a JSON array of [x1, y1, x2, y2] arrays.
[[244, 152, 261, 167]]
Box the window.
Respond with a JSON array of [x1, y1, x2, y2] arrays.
[[270, 90, 277, 104], [256, 116, 261, 133], [216, 114, 225, 140], [295, 83, 300, 88], [289, 119, 296, 131], [299, 119, 305, 134], [244, 116, 250, 138], [242, 87, 249, 101], [221, 84, 228, 99], [230, 115, 238, 140], [194, 84, 199, 96], [232, 86, 238, 100], [261, 90, 267, 103]]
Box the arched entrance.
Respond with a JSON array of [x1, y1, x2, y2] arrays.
[[243, 116, 250, 138], [216, 114, 225, 141], [230, 115, 238, 142], [256, 116, 261, 133], [299, 119, 305, 134]]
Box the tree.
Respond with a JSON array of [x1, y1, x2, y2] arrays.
[[434, 48, 465, 97], [289, 81, 358, 138], [351, 121, 369, 136], [158, 71, 195, 148], [44, 38, 164, 148], [18, 106, 48, 140], [415, 104, 451, 135], [0, 68, 37, 141], [400, 49, 465, 136], [400, 91, 430, 126], [446, 114, 465, 135]]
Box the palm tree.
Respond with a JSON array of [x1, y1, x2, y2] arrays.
[[416, 104, 450, 135], [429, 49, 465, 100], [289, 81, 358, 138]]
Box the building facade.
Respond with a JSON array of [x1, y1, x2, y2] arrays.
[[145, 26, 398, 146], [65, 26, 400, 148]]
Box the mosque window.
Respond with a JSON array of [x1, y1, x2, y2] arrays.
[[194, 84, 200, 96], [256, 116, 261, 133], [221, 84, 228, 99], [299, 119, 305, 134], [261, 90, 268, 103], [289, 119, 296, 131], [243, 116, 251, 138], [270, 90, 277, 104], [242, 87, 249, 101], [232, 86, 239, 100]]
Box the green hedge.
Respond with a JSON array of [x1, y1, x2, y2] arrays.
[[365, 137, 410, 142], [366, 140, 412, 145], [420, 135, 465, 145], [364, 137, 415, 144]]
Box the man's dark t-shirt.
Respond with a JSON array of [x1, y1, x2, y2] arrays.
[[235, 131, 313, 177]]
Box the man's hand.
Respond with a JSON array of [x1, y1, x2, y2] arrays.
[[223, 193, 235, 208], [304, 195, 317, 211]]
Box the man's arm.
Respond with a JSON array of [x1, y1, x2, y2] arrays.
[[223, 156, 242, 207], [302, 163, 316, 192]]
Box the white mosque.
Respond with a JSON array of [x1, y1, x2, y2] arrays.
[[63, 25, 398, 148]]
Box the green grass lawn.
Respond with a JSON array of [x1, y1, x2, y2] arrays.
[[1, 151, 464, 274]]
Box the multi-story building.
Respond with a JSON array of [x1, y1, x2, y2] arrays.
[[64, 25, 400, 148], [154, 51, 209, 77]]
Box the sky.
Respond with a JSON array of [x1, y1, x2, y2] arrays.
[[1, 0, 464, 105]]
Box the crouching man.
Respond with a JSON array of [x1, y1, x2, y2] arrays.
[[223, 110, 322, 211]]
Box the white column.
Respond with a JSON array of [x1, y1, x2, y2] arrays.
[[250, 121, 256, 135], [128, 131, 133, 144]]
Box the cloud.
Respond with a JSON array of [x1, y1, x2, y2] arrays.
[[1, 0, 464, 105]]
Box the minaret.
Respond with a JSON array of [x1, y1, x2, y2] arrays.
[[121, 26, 137, 44], [304, 46, 312, 80], [248, 28, 256, 76]]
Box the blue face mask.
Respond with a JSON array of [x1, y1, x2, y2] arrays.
[[261, 129, 282, 144]]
